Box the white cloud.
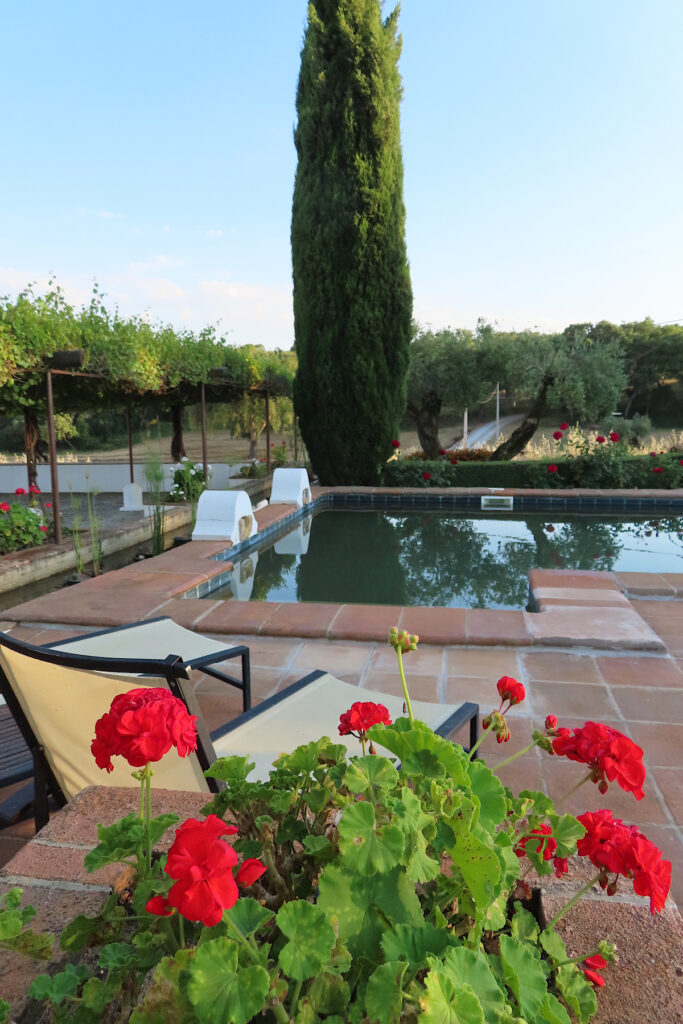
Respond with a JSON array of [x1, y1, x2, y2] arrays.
[[98, 210, 125, 220], [205, 229, 223, 238]]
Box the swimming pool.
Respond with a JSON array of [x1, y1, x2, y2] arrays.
[[186, 509, 683, 610]]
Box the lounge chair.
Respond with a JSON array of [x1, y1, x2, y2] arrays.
[[0, 628, 478, 833]]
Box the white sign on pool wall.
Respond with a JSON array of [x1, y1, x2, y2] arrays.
[[0, 462, 250, 494]]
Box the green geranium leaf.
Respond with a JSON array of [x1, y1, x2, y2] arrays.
[[0, 997, 9, 1024], [302, 835, 334, 863], [98, 942, 137, 970], [540, 928, 568, 963], [187, 937, 269, 1024], [1, 889, 24, 911], [420, 970, 484, 1024], [307, 972, 350, 1014], [6, 929, 52, 960], [547, 812, 586, 857], [467, 759, 507, 834], [510, 902, 540, 944], [449, 831, 501, 909], [129, 950, 195, 1024], [277, 816, 308, 844], [344, 756, 399, 794], [439, 947, 507, 1023], [29, 963, 91, 1004], [82, 975, 124, 1012], [518, 790, 555, 817], [205, 754, 255, 783], [369, 720, 470, 785], [276, 737, 346, 775], [84, 813, 144, 870], [538, 992, 572, 1024], [59, 902, 126, 951], [148, 813, 181, 847], [224, 897, 274, 938], [305, 785, 331, 815], [555, 965, 598, 1024], [381, 922, 453, 968], [277, 900, 336, 980], [0, 911, 22, 941], [317, 864, 421, 960], [365, 961, 407, 1024], [499, 934, 547, 1021], [482, 894, 508, 932], [338, 801, 404, 874]]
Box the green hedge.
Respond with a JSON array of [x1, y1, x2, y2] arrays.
[[381, 453, 683, 489]]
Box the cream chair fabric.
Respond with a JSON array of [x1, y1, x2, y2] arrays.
[[213, 673, 464, 782], [0, 645, 210, 800]]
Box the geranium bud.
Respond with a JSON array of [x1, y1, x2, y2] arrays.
[[545, 715, 558, 730], [606, 882, 618, 896], [483, 714, 492, 730]]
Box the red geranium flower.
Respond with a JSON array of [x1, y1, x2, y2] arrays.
[[552, 721, 646, 800], [584, 953, 607, 987], [15, 487, 26, 495], [91, 687, 198, 772], [28, 485, 41, 494], [438, 448, 446, 455], [165, 815, 240, 926], [450, 458, 458, 465], [0, 503, 9, 513], [423, 472, 431, 480], [45, 502, 52, 508], [577, 809, 671, 914], [596, 435, 606, 443], [650, 452, 657, 457], [653, 467, 663, 474], [515, 823, 556, 861], [547, 464, 558, 473], [235, 857, 267, 887], [145, 894, 175, 917], [39, 525, 47, 533], [545, 714, 558, 730], [553, 430, 563, 441], [339, 701, 392, 738], [392, 439, 400, 448], [497, 676, 525, 708], [609, 432, 619, 442], [559, 422, 569, 430]]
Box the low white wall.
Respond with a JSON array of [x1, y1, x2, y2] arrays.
[[0, 462, 250, 494]]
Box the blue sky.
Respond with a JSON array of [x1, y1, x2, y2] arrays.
[[2, 0, 682, 349]]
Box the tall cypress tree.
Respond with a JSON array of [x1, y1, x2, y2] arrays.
[[291, 0, 412, 485]]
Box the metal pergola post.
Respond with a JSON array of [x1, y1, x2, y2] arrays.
[[200, 383, 209, 486], [45, 370, 61, 544]]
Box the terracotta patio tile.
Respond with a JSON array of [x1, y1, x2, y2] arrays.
[[649, 767, 683, 824], [293, 640, 370, 678], [527, 607, 665, 651], [624, 722, 683, 768], [659, 634, 683, 658], [465, 609, 531, 646], [542, 756, 670, 825], [659, 574, 683, 597], [195, 688, 245, 734], [523, 651, 601, 683], [528, 569, 618, 591], [362, 669, 440, 703], [368, 645, 444, 675], [443, 675, 503, 708], [259, 602, 339, 638], [528, 680, 617, 721], [534, 587, 630, 609], [486, 748, 546, 795], [445, 647, 522, 679], [155, 598, 222, 629], [327, 604, 405, 642], [631, 602, 683, 628], [199, 601, 281, 635], [0, 624, 51, 643], [397, 606, 467, 645], [596, 655, 683, 688], [609, 685, 683, 724], [615, 572, 675, 596]]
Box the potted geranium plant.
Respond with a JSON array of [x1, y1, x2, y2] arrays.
[[1, 630, 671, 1024]]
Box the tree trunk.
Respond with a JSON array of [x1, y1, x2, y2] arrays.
[[170, 405, 186, 462], [407, 394, 442, 459], [490, 374, 554, 461], [24, 410, 47, 490]]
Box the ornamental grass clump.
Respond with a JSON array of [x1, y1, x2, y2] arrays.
[[1, 632, 671, 1024]]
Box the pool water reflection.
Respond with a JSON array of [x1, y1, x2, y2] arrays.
[[204, 510, 683, 610]]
